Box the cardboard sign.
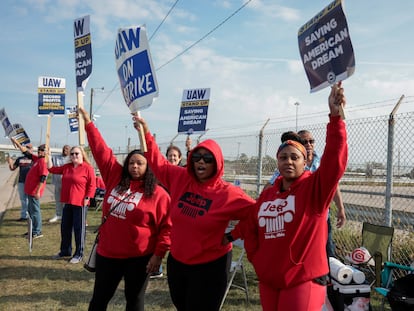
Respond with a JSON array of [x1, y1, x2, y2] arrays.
[[0, 108, 31, 145], [298, 0, 355, 92], [74, 15, 92, 92], [66, 106, 79, 133], [37, 76, 66, 115], [115, 25, 159, 112], [178, 88, 210, 134]]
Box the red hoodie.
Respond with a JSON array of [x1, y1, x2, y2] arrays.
[[241, 115, 347, 289], [86, 123, 172, 259], [144, 131, 255, 265]]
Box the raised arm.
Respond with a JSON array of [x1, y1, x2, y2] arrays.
[[132, 115, 185, 190], [328, 81, 346, 118]]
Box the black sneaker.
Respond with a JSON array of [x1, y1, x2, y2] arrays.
[[150, 272, 163, 279], [16, 217, 28, 222], [32, 233, 43, 239]]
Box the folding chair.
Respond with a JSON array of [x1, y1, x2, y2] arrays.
[[219, 238, 249, 310], [347, 222, 394, 287], [362, 222, 394, 266], [93, 188, 105, 211]]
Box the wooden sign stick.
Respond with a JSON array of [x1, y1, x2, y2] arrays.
[[135, 111, 147, 152], [77, 91, 86, 146], [45, 113, 52, 164]]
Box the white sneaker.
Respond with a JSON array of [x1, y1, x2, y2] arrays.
[[69, 256, 82, 264], [49, 215, 62, 223]]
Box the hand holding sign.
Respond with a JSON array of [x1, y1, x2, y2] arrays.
[[298, 0, 355, 93], [115, 25, 159, 152], [328, 81, 346, 119]]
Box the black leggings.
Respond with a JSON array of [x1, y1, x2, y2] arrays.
[[167, 252, 231, 311], [88, 253, 151, 311]]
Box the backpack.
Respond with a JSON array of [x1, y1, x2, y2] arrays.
[[387, 274, 414, 311]]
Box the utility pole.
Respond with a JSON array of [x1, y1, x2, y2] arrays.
[[89, 87, 104, 119], [294, 102, 300, 132]]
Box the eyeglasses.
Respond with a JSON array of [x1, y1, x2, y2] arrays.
[[38, 149, 45, 152], [192, 153, 214, 164], [303, 139, 315, 145], [70, 152, 80, 156]]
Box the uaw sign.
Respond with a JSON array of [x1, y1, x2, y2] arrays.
[[298, 0, 355, 92], [66, 106, 78, 133], [178, 88, 210, 134], [0, 108, 31, 145], [38, 76, 66, 115], [115, 25, 158, 112], [74, 15, 92, 91]]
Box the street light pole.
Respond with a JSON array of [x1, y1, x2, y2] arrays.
[[294, 102, 300, 131], [90, 87, 104, 119], [197, 128, 210, 144]]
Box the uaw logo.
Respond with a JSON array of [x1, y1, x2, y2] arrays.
[[258, 196, 295, 239], [178, 192, 212, 218], [106, 190, 143, 220]]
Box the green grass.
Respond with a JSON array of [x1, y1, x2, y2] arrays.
[[1, 202, 394, 311], [0, 202, 261, 311]]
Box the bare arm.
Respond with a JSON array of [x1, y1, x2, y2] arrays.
[[10, 137, 28, 153], [333, 187, 346, 228]]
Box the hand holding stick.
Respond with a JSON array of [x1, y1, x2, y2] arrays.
[[132, 111, 147, 152]]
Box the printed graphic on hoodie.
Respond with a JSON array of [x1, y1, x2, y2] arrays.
[[258, 195, 295, 239], [178, 192, 212, 218], [107, 189, 143, 220]]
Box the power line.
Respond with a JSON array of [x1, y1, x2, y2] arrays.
[[93, 0, 181, 114], [149, 0, 180, 41], [156, 0, 253, 71], [93, 0, 253, 113]]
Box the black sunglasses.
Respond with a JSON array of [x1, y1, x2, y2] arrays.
[[192, 153, 214, 164], [303, 139, 315, 144], [70, 152, 80, 156]]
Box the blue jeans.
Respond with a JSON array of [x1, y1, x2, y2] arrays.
[[17, 183, 29, 219], [326, 212, 336, 258], [27, 195, 42, 235]]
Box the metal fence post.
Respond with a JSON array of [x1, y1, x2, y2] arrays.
[[384, 95, 405, 226], [257, 119, 270, 197]]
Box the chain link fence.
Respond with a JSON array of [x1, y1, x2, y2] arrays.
[[120, 110, 414, 268]]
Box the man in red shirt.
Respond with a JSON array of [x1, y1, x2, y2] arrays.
[[23, 144, 48, 239]]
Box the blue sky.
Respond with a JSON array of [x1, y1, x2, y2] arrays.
[[1, 0, 413, 151]]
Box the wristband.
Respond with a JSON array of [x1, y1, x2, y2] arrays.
[[225, 232, 235, 242]]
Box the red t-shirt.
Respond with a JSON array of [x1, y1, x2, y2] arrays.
[[24, 156, 48, 197]]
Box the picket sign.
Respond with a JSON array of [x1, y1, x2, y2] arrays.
[[115, 25, 159, 152]]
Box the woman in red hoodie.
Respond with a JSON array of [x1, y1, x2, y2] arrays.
[[78, 107, 172, 311], [133, 117, 255, 311], [233, 83, 348, 311]]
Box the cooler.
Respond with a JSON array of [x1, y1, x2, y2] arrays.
[[328, 279, 371, 311]]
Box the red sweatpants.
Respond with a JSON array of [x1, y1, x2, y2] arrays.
[[259, 280, 326, 311]]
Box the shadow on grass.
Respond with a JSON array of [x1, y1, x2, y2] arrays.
[[0, 289, 93, 307], [0, 265, 96, 281]]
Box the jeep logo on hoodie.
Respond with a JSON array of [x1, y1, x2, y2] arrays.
[[178, 192, 212, 217]]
